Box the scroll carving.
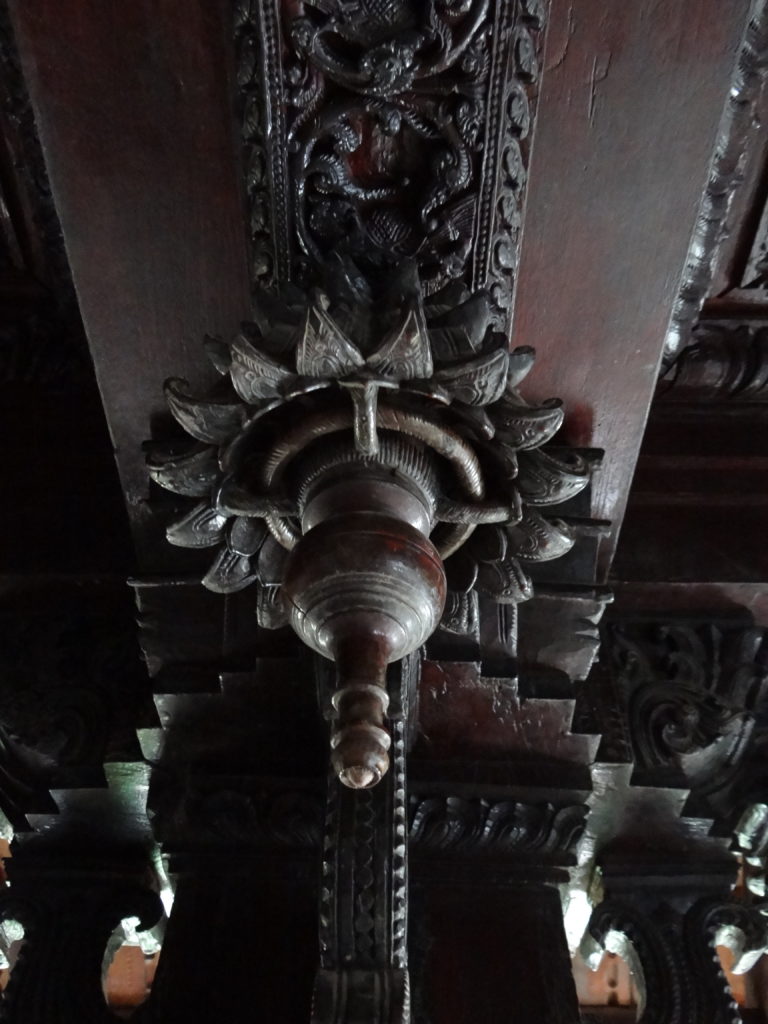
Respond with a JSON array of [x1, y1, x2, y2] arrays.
[[235, 0, 546, 324], [409, 796, 586, 859], [664, 0, 768, 357], [605, 622, 768, 810]]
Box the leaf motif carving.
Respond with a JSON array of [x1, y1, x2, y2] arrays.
[[164, 378, 246, 444], [434, 346, 508, 405], [166, 502, 228, 548], [229, 332, 292, 403], [490, 396, 564, 450], [202, 546, 259, 594], [476, 555, 533, 603], [516, 449, 595, 505], [147, 443, 219, 497], [505, 509, 575, 562], [296, 303, 364, 377], [367, 306, 433, 379]]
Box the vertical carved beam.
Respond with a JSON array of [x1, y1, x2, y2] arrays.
[[313, 656, 413, 1024], [235, 0, 548, 325], [664, 0, 768, 358]]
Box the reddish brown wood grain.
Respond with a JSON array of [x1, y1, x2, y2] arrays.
[[8, 0, 251, 570], [514, 0, 751, 579]]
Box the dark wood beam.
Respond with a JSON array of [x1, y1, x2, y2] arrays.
[[513, 0, 753, 579], [7, 0, 252, 570]]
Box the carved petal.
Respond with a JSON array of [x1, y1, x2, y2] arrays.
[[428, 326, 474, 362], [164, 378, 247, 444], [227, 517, 268, 557], [516, 449, 594, 506], [202, 546, 258, 594], [506, 509, 575, 562], [490, 396, 564, 450], [476, 557, 533, 603], [367, 305, 433, 379], [439, 592, 480, 637], [257, 534, 289, 585], [506, 346, 536, 389], [203, 334, 231, 375], [427, 292, 492, 357], [229, 332, 292, 403], [256, 583, 289, 629], [295, 302, 364, 377], [147, 443, 219, 497], [434, 347, 508, 405], [166, 502, 228, 548]]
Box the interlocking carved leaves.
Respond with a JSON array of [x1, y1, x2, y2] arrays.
[[236, 0, 546, 322]]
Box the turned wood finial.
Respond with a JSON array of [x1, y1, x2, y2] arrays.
[[331, 640, 392, 789]]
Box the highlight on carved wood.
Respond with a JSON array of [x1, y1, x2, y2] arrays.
[[148, 260, 599, 787]]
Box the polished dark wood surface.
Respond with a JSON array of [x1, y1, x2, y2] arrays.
[[515, 0, 750, 578], [8, 0, 251, 570]]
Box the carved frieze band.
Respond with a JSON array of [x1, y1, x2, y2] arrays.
[[658, 321, 768, 400], [234, 0, 547, 325], [664, 0, 768, 358], [313, 657, 411, 1024]]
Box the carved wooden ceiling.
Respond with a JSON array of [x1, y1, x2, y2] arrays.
[[0, 1, 768, 1021]]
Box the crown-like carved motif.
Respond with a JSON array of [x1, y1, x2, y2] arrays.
[[148, 263, 599, 625]]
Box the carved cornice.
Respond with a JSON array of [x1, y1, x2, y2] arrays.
[[409, 795, 586, 860], [664, 0, 768, 359]]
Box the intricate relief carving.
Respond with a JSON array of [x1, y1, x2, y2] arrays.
[[313, 658, 411, 1024], [664, 0, 768, 356], [234, 0, 291, 290], [236, 0, 546, 321], [166, 784, 325, 849], [584, 899, 696, 1024], [409, 796, 586, 859]]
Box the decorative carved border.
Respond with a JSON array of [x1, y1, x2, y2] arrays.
[[664, 0, 768, 359], [233, 0, 548, 327]]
